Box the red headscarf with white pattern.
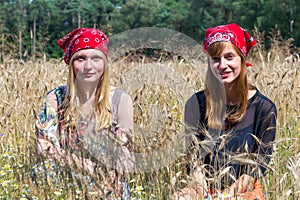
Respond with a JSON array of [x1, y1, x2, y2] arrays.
[[58, 28, 109, 65], [203, 23, 256, 66]]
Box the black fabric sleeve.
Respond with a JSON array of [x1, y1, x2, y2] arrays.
[[254, 99, 277, 175], [184, 93, 201, 131]]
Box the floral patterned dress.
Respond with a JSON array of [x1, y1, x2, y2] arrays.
[[33, 85, 131, 199], [36, 85, 67, 148]]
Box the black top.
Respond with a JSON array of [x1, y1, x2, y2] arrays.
[[184, 89, 277, 188]]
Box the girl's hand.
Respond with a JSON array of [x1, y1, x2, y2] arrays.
[[81, 157, 96, 175], [171, 188, 198, 200], [228, 174, 254, 196]]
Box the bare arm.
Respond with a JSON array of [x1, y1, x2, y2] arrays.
[[115, 92, 134, 173], [36, 92, 96, 174], [37, 138, 96, 174]]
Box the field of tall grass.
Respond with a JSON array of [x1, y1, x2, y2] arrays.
[[0, 30, 299, 199]]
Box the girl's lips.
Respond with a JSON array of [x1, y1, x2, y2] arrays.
[[220, 71, 231, 78], [83, 73, 94, 77]]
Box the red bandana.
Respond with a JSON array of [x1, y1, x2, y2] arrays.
[[58, 28, 109, 65], [203, 23, 256, 59]]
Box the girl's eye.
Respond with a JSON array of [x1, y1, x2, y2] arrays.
[[212, 57, 220, 63], [225, 54, 234, 60], [74, 55, 103, 62], [92, 57, 102, 61], [76, 56, 85, 61]]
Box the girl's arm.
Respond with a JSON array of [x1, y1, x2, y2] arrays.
[[227, 102, 277, 198], [37, 138, 96, 174], [115, 93, 134, 173], [255, 103, 277, 175], [36, 92, 96, 174]]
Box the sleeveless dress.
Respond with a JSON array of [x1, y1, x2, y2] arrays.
[[33, 85, 131, 199]]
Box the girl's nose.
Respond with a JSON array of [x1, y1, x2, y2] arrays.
[[218, 57, 227, 69], [84, 58, 92, 70]]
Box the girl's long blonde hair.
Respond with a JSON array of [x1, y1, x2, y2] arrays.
[[205, 42, 253, 130], [62, 50, 111, 130]]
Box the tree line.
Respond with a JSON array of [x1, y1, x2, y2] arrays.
[[1, 0, 299, 62]]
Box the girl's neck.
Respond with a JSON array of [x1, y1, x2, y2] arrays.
[[225, 83, 238, 105], [225, 84, 256, 105], [76, 83, 97, 105], [76, 85, 97, 119]]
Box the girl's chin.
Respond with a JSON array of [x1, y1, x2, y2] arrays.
[[75, 78, 100, 84], [222, 79, 237, 86]]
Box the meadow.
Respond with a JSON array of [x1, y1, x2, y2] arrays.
[[0, 30, 299, 199]]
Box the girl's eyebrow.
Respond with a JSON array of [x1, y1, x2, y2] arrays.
[[91, 55, 102, 58], [77, 53, 102, 57], [75, 53, 86, 57], [224, 51, 237, 55]]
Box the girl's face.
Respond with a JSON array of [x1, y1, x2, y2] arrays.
[[72, 49, 105, 84], [210, 43, 242, 86]]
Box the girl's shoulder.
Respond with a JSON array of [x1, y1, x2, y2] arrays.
[[109, 87, 131, 104], [44, 85, 67, 108], [46, 85, 67, 97], [185, 90, 206, 112], [250, 89, 277, 115], [195, 90, 206, 99], [252, 90, 276, 106], [194, 90, 206, 110]]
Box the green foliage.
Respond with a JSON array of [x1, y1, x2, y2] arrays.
[[0, 0, 299, 61], [155, 0, 190, 31], [110, 0, 160, 33]]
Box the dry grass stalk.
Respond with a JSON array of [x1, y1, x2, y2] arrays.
[[0, 31, 299, 199]]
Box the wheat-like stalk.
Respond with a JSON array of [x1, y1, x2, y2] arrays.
[[287, 153, 300, 196], [0, 31, 299, 199]]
